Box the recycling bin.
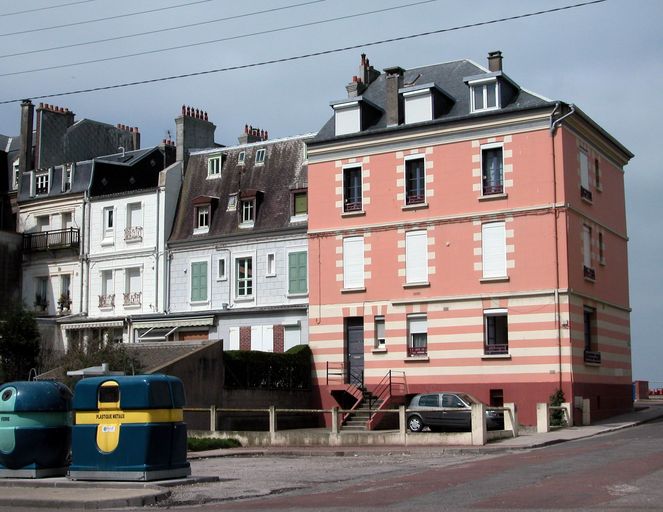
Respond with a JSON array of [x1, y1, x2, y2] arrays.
[[0, 381, 72, 478], [68, 374, 190, 481]]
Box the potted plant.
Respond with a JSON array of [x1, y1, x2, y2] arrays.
[[33, 294, 48, 312], [57, 292, 72, 314]]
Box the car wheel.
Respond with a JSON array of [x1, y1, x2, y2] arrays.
[[408, 415, 424, 432]]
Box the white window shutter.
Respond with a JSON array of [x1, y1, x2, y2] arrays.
[[228, 327, 239, 350], [406, 230, 428, 283], [482, 222, 506, 278], [583, 225, 592, 268], [343, 237, 364, 288], [580, 151, 589, 189]]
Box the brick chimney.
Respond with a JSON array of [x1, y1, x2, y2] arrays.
[[383, 66, 405, 127], [238, 124, 268, 145], [175, 105, 216, 170], [18, 99, 34, 175], [488, 51, 503, 72], [35, 102, 75, 168], [346, 54, 380, 98]]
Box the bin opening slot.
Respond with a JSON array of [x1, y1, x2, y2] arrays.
[[98, 385, 119, 404]]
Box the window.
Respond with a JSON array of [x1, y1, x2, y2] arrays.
[[35, 276, 48, 308], [288, 251, 307, 294], [594, 158, 601, 190], [124, 268, 142, 306], [471, 80, 498, 112], [208, 156, 221, 177], [227, 193, 238, 211], [190, 261, 208, 302], [11, 160, 19, 190], [419, 394, 439, 407], [255, 149, 266, 164], [61, 212, 72, 230], [403, 89, 433, 124], [36, 214, 50, 232], [125, 202, 143, 240], [58, 274, 71, 310], [405, 157, 425, 205], [100, 270, 114, 308], [103, 207, 114, 238], [293, 191, 308, 217], [484, 310, 508, 355], [343, 236, 364, 289], [343, 166, 362, 212], [482, 146, 504, 195], [35, 172, 49, 194], [217, 258, 226, 280], [583, 224, 595, 280], [266, 252, 276, 277], [405, 230, 428, 284], [407, 315, 427, 357], [62, 164, 72, 192], [241, 199, 255, 225], [284, 324, 301, 351], [482, 222, 506, 279], [374, 316, 385, 348], [599, 232, 605, 265], [195, 205, 209, 232], [333, 101, 361, 136], [584, 306, 596, 352], [238, 151, 246, 165], [236, 257, 253, 298], [580, 150, 592, 201]]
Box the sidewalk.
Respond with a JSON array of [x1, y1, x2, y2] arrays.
[[1, 402, 661, 509]]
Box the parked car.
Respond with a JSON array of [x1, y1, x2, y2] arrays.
[[407, 392, 504, 432]]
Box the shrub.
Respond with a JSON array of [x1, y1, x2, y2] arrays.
[[187, 437, 241, 451], [0, 305, 41, 382], [549, 388, 567, 427], [223, 345, 312, 390]]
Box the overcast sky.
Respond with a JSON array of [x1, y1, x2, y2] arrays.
[[1, 0, 660, 383]]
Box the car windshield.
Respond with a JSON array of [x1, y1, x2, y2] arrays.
[[456, 393, 479, 405]]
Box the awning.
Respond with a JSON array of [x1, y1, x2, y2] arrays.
[[61, 320, 124, 330], [131, 317, 214, 330]]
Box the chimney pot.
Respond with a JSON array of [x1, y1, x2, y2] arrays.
[[181, 105, 186, 115], [265, 131, 268, 140], [245, 124, 248, 133]]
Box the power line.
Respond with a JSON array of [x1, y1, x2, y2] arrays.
[[0, 0, 439, 76], [0, 0, 607, 105], [0, 0, 215, 37], [2, 0, 99, 17], [0, 0, 327, 60]]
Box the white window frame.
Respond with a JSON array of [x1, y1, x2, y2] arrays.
[[123, 267, 142, 308], [255, 148, 266, 165], [342, 164, 363, 213], [481, 221, 507, 279], [266, 252, 276, 277], [404, 155, 426, 206], [62, 164, 73, 192], [240, 199, 255, 226], [343, 236, 365, 290], [227, 193, 238, 211], [194, 205, 210, 234], [207, 155, 221, 177], [480, 143, 504, 196], [333, 101, 361, 136], [216, 257, 227, 281], [189, 257, 211, 305], [469, 78, 500, 113], [583, 224, 592, 269], [102, 206, 115, 243], [405, 230, 428, 284], [403, 89, 433, 124], [11, 159, 19, 191], [35, 171, 50, 195], [233, 253, 255, 301], [237, 151, 246, 165], [483, 308, 509, 355], [374, 316, 386, 348], [407, 314, 428, 356]]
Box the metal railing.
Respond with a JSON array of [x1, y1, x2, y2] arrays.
[[23, 228, 80, 252], [583, 265, 596, 280], [484, 344, 509, 355], [407, 345, 427, 357], [98, 294, 115, 308], [583, 350, 601, 365], [123, 292, 142, 306], [124, 226, 143, 241], [482, 184, 504, 195]]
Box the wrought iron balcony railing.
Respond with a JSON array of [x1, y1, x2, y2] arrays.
[[344, 200, 362, 212], [123, 291, 142, 306], [407, 345, 428, 357], [584, 350, 601, 365], [98, 294, 115, 308], [584, 265, 596, 281], [484, 343, 509, 355], [406, 193, 425, 205], [483, 184, 504, 195], [581, 186, 593, 202], [23, 228, 80, 253], [124, 226, 143, 241]]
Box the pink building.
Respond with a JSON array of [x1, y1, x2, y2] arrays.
[[307, 52, 633, 426]]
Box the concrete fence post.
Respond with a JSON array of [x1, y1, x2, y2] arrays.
[[399, 405, 406, 444], [210, 405, 217, 431], [269, 406, 276, 435], [582, 398, 591, 426], [561, 402, 573, 427], [471, 403, 486, 446], [504, 402, 518, 437], [331, 407, 339, 434], [537, 403, 550, 433]]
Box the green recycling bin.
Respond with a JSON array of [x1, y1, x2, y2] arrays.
[[68, 374, 190, 481], [0, 381, 72, 478]]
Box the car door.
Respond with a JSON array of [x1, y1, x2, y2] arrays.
[[441, 393, 471, 430], [417, 394, 441, 426]]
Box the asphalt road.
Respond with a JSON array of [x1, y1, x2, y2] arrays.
[[159, 418, 663, 512]]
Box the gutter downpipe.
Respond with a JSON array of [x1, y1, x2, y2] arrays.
[[549, 102, 576, 391]]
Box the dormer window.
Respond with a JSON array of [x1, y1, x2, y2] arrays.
[[207, 155, 222, 177], [35, 171, 50, 195], [332, 100, 361, 136], [62, 164, 73, 192], [195, 205, 209, 233], [470, 79, 499, 113], [11, 160, 19, 191], [238, 151, 246, 165], [227, 193, 238, 211], [255, 149, 266, 165], [240, 199, 255, 226]]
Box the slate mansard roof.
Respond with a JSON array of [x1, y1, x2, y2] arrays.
[[169, 133, 314, 244], [312, 58, 554, 143]]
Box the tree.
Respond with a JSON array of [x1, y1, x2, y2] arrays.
[[0, 305, 41, 382]]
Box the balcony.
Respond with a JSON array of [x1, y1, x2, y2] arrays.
[[124, 226, 143, 241], [484, 343, 509, 356], [406, 193, 425, 205], [583, 265, 596, 281], [584, 350, 601, 365], [482, 184, 504, 195], [98, 294, 115, 309], [581, 186, 593, 202], [123, 292, 142, 307], [343, 200, 362, 213], [23, 228, 80, 253]]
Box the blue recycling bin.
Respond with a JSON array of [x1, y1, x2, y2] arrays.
[[0, 381, 72, 478], [68, 374, 190, 481]]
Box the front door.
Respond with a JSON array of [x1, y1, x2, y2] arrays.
[[345, 317, 364, 386]]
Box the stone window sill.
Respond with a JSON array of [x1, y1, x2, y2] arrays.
[[478, 193, 508, 201], [480, 276, 510, 283], [404, 355, 429, 363], [341, 287, 366, 294], [403, 281, 430, 289], [401, 202, 429, 211]]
